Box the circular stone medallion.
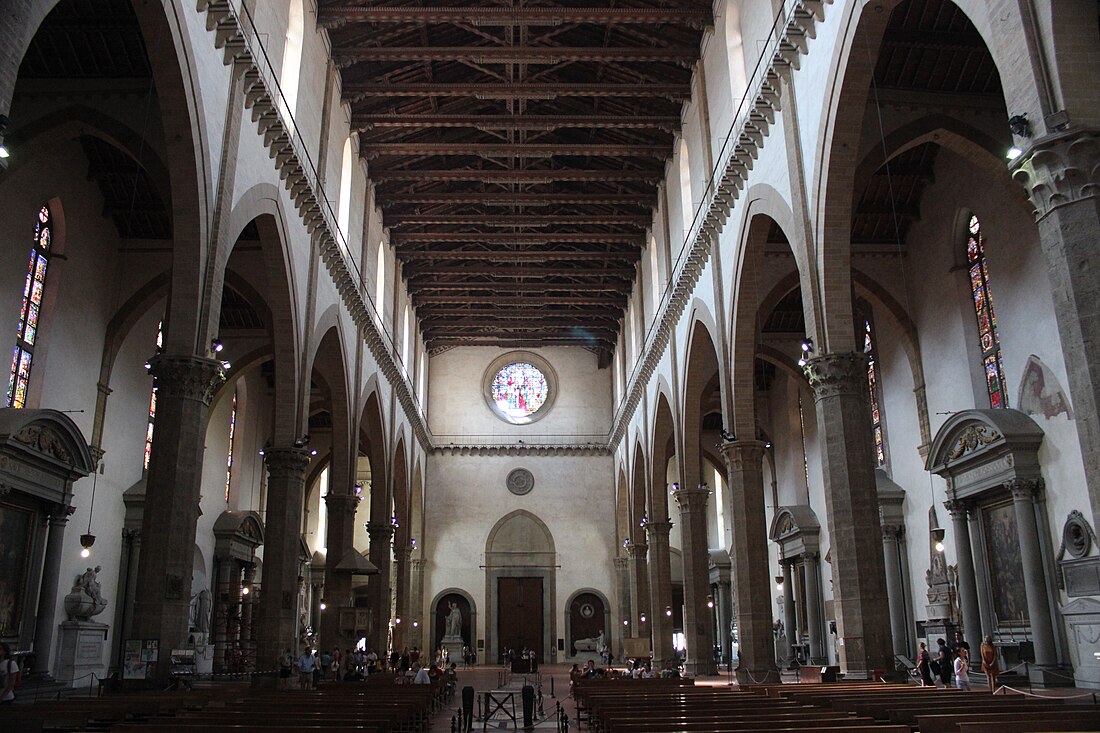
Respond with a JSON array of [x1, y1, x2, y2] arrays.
[[506, 468, 535, 496]]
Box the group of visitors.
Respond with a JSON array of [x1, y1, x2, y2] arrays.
[[914, 631, 999, 692], [273, 643, 459, 696]]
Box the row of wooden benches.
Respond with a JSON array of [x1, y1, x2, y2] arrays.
[[571, 677, 1100, 733], [0, 680, 441, 733]]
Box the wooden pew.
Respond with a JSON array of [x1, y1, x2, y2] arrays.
[[920, 710, 1100, 733]]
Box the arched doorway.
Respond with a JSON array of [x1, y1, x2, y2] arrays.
[[565, 589, 612, 661], [430, 589, 475, 659], [484, 510, 556, 662]]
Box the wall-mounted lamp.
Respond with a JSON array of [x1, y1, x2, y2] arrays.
[[665, 605, 672, 617], [797, 337, 815, 368], [931, 526, 946, 553], [412, 620, 419, 628], [622, 537, 632, 548], [640, 612, 647, 623], [211, 337, 224, 354], [394, 617, 401, 625], [1008, 114, 1031, 138], [319, 598, 327, 610], [775, 575, 785, 591], [293, 435, 311, 449], [639, 512, 649, 528], [1007, 147, 1023, 161], [706, 594, 714, 609], [241, 583, 251, 596], [623, 619, 629, 626]]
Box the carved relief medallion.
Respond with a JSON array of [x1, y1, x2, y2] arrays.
[[506, 468, 535, 496]]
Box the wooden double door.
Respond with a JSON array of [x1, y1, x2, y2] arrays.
[[497, 577, 543, 657]]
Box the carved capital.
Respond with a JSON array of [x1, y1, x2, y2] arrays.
[[645, 519, 672, 543], [263, 447, 310, 481], [1010, 127, 1100, 220], [366, 521, 395, 541], [944, 499, 972, 519], [1007, 478, 1044, 502], [881, 523, 904, 541], [48, 504, 75, 524], [718, 439, 766, 472], [149, 354, 226, 406], [626, 542, 649, 561], [672, 484, 711, 512], [324, 492, 359, 514], [804, 352, 868, 401]]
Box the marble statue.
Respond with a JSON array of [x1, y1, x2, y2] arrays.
[[190, 589, 212, 634], [64, 566, 108, 621], [445, 601, 462, 638]]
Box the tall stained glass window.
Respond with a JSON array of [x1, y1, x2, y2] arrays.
[[144, 322, 163, 470], [491, 362, 549, 420], [864, 316, 886, 465], [966, 214, 1008, 408], [225, 389, 237, 502], [7, 205, 52, 408]]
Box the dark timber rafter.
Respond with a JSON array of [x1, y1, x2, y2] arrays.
[[323, 0, 707, 353]]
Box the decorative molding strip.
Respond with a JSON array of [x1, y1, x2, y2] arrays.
[[198, 0, 431, 451], [433, 444, 610, 457], [607, 1, 830, 450]]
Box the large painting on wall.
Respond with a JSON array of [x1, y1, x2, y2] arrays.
[[983, 501, 1029, 626], [0, 503, 33, 637]]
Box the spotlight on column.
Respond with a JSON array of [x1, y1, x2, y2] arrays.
[[79, 533, 96, 558], [706, 595, 714, 609], [639, 512, 649, 528], [775, 575, 784, 591], [1006, 147, 1023, 161], [241, 583, 250, 596], [354, 483, 363, 495], [668, 482, 679, 495], [211, 337, 224, 354], [623, 619, 629, 626], [622, 538, 631, 548], [319, 599, 327, 610], [395, 617, 401, 624], [412, 620, 419, 628], [665, 606, 672, 617], [0, 114, 10, 161], [797, 337, 815, 367], [310, 449, 318, 456], [1007, 114, 1031, 138], [221, 360, 231, 370], [640, 613, 647, 623], [931, 526, 946, 553]]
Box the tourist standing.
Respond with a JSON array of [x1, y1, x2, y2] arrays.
[[954, 648, 971, 691], [916, 641, 934, 687], [297, 647, 317, 690], [936, 638, 952, 687], [980, 635, 999, 693]]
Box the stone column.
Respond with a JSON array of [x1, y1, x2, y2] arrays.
[[719, 440, 778, 684], [240, 562, 255, 655], [625, 542, 650, 640], [320, 491, 359, 652], [613, 556, 631, 659], [645, 520, 675, 666], [1008, 479, 1057, 668], [967, 510, 995, 637], [366, 521, 394, 653], [409, 557, 424, 649], [32, 507, 71, 674], [255, 447, 310, 666], [804, 551, 825, 665], [945, 500, 983, 653], [1012, 129, 1100, 534], [672, 484, 716, 675], [880, 524, 908, 659], [393, 544, 412, 649], [130, 355, 224, 680], [781, 562, 796, 665], [805, 353, 893, 678], [213, 558, 233, 672], [715, 578, 732, 671]]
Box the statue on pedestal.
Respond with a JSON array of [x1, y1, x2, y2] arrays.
[[444, 601, 462, 639], [189, 589, 212, 634], [64, 566, 108, 621]]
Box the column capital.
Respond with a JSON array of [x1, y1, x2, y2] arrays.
[[149, 354, 226, 405], [644, 519, 672, 543], [613, 556, 628, 570], [49, 504, 75, 524], [263, 447, 311, 479], [718, 439, 766, 471], [804, 352, 868, 401], [1010, 127, 1100, 220], [1006, 477, 1044, 502], [881, 523, 904, 540], [803, 550, 821, 563], [393, 545, 412, 563], [366, 521, 395, 541], [324, 492, 360, 512], [625, 541, 649, 560], [944, 498, 972, 518], [672, 483, 711, 512]]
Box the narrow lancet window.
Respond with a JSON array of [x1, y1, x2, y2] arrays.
[[7, 205, 52, 408], [966, 214, 1008, 408]]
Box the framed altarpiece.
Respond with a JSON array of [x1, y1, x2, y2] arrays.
[[0, 409, 93, 661], [927, 408, 1073, 686]]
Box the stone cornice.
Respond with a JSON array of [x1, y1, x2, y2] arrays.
[[432, 443, 610, 457], [198, 0, 430, 451], [607, 1, 830, 451]]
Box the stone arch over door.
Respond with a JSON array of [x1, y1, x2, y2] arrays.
[[769, 506, 826, 666], [429, 588, 476, 654], [484, 510, 556, 663], [564, 588, 612, 660]]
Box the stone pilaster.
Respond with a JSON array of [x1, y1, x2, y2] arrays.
[[1012, 128, 1100, 535], [645, 519, 675, 666], [392, 544, 412, 649], [781, 562, 796, 665], [130, 355, 225, 680], [254, 447, 310, 667], [719, 440, 778, 684], [625, 541, 650, 641], [32, 506, 72, 674], [880, 524, 909, 659], [320, 491, 359, 651], [1007, 479, 1057, 669], [804, 353, 892, 678], [803, 551, 825, 665], [945, 500, 983, 653], [366, 521, 394, 653], [672, 484, 716, 675]]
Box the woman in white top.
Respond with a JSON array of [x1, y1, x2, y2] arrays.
[[954, 647, 971, 691], [0, 643, 17, 704]]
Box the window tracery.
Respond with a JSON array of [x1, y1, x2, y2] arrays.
[[966, 214, 1007, 408], [7, 205, 52, 408]]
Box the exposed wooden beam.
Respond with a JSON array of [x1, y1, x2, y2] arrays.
[[398, 251, 640, 262], [343, 82, 690, 101], [422, 317, 620, 329], [405, 265, 635, 277], [334, 46, 699, 67], [320, 6, 711, 28], [416, 307, 620, 318], [428, 337, 616, 348], [372, 169, 660, 183], [354, 114, 680, 131], [388, 214, 650, 227], [364, 142, 669, 158], [414, 294, 626, 306], [382, 192, 655, 207], [408, 282, 628, 292], [393, 232, 642, 245]]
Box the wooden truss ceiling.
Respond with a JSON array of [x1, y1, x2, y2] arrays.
[[323, 1, 711, 358]]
